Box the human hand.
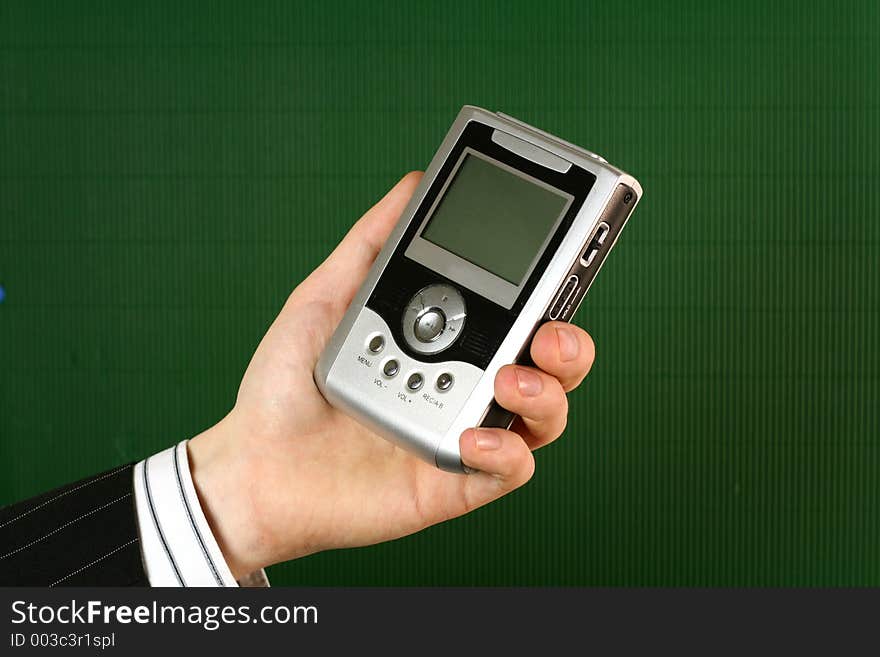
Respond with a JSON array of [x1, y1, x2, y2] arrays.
[[187, 173, 596, 578]]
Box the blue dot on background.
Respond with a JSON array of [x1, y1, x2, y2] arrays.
[[0, 285, 5, 303]]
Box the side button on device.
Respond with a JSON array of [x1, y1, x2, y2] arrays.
[[549, 275, 579, 320], [583, 247, 599, 267], [406, 372, 424, 391], [383, 359, 400, 378], [581, 221, 610, 267]]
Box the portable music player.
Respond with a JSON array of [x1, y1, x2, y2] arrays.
[[315, 106, 642, 472]]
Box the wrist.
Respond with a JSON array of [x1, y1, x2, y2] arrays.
[[187, 417, 273, 580]]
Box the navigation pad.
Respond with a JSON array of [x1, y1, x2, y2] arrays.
[[401, 284, 466, 355]]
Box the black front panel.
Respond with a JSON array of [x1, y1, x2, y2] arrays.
[[367, 121, 596, 369]]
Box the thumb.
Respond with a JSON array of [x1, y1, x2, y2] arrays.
[[299, 171, 423, 316]]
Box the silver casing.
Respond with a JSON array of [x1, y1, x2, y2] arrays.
[[314, 106, 642, 473]]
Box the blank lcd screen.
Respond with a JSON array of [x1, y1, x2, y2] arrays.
[[420, 153, 571, 285]]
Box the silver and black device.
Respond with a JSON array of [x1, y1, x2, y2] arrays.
[[315, 106, 642, 472]]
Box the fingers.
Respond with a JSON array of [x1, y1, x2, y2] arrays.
[[458, 428, 535, 504], [303, 171, 423, 312], [529, 322, 595, 392], [488, 324, 594, 451], [493, 365, 568, 450], [346, 170, 423, 259]]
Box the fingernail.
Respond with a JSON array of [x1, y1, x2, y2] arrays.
[[556, 327, 579, 362], [474, 429, 502, 450], [515, 367, 543, 397]]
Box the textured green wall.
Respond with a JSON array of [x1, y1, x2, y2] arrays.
[[1, 1, 878, 585]]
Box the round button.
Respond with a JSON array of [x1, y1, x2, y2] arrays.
[[413, 308, 446, 343], [401, 284, 466, 355], [368, 335, 385, 353], [406, 372, 424, 391], [382, 359, 399, 377], [436, 372, 454, 392]]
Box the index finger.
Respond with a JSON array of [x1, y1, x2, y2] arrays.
[[529, 321, 596, 392]]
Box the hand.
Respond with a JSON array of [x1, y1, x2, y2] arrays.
[[187, 173, 596, 578]]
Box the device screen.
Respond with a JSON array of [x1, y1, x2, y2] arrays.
[[421, 153, 571, 285]]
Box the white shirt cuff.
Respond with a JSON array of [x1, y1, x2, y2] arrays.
[[132, 440, 269, 587]]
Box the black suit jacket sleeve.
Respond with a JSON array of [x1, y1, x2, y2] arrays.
[[0, 464, 148, 586]]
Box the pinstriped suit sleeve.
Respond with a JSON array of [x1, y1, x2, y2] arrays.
[[0, 442, 269, 587], [0, 464, 147, 586]]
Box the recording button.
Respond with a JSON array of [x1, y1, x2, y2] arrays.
[[383, 359, 400, 377], [436, 372, 454, 392]]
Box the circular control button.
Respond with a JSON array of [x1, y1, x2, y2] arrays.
[[413, 308, 446, 343], [382, 359, 399, 377], [401, 284, 466, 355], [406, 372, 424, 391], [436, 372, 454, 392], [367, 335, 385, 353]]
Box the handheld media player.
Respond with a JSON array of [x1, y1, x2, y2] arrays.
[[315, 106, 642, 472]]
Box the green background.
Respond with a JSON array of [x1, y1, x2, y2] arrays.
[[1, 1, 878, 585]]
